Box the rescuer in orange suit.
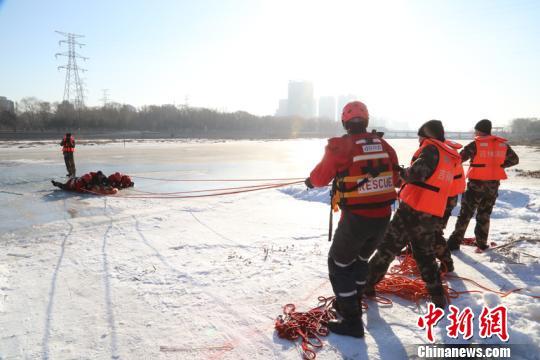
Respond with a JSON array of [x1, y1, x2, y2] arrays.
[[60, 132, 76, 177], [108, 172, 134, 189], [305, 101, 400, 338], [447, 119, 519, 251], [51, 171, 120, 194], [365, 120, 461, 309]]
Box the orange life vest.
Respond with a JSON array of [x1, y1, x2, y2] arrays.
[[399, 138, 460, 217], [332, 133, 397, 211], [445, 139, 466, 197], [62, 135, 75, 152], [467, 135, 508, 181]]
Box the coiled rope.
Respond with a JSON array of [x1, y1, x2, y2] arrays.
[[275, 251, 539, 359]]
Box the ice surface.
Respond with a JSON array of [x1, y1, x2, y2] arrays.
[[0, 138, 538, 359]]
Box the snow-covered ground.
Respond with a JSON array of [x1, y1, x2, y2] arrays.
[[0, 139, 538, 359]]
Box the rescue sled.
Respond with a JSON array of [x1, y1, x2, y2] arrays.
[[51, 171, 133, 195]]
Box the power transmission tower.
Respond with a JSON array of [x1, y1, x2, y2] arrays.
[[100, 89, 110, 108], [55, 31, 88, 109]]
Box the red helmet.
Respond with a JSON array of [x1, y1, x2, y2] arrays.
[[341, 101, 369, 124], [120, 175, 134, 188], [108, 172, 122, 184]]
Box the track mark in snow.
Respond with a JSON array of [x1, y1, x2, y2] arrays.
[[102, 199, 120, 359], [187, 210, 242, 246], [6, 253, 32, 258], [41, 199, 73, 360], [132, 216, 279, 358], [159, 344, 234, 353], [292, 234, 326, 241]]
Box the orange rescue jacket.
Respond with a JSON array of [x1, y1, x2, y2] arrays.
[[445, 140, 466, 197], [399, 138, 460, 217], [333, 133, 397, 211], [467, 135, 508, 181], [62, 135, 75, 152]]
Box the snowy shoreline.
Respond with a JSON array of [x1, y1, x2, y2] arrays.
[[0, 139, 538, 359]]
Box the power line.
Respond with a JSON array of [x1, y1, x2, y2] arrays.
[[100, 89, 110, 108], [55, 31, 88, 109]]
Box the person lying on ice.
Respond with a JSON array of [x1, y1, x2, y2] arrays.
[[107, 172, 134, 189], [365, 120, 460, 309], [51, 171, 120, 194], [305, 101, 400, 338]]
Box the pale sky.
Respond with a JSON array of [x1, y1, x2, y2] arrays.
[[0, 0, 539, 130]]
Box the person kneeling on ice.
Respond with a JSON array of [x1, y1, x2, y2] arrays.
[[51, 170, 119, 194], [305, 101, 400, 338], [447, 119, 519, 251], [364, 120, 460, 309], [108, 172, 134, 189]]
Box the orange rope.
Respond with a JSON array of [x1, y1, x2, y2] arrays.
[[131, 175, 305, 182], [128, 181, 298, 195], [81, 180, 304, 199]]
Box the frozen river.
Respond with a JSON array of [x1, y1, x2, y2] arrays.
[[0, 138, 539, 359], [0, 138, 538, 233]]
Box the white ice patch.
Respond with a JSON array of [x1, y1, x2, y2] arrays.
[[526, 304, 540, 323], [0, 263, 8, 313], [453, 189, 540, 221], [482, 293, 500, 307], [491, 189, 540, 221], [279, 185, 330, 204]]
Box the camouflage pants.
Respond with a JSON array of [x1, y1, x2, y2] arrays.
[[449, 180, 499, 246], [63, 152, 76, 177], [433, 196, 458, 269], [366, 202, 444, 297]]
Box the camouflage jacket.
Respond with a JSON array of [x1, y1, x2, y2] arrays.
[[402, 144, 439, 183]]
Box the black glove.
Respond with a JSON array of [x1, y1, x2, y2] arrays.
[[304, 177, 314, 189], [393, 164, 406, 177]]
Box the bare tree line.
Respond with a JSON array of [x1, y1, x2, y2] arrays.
[[1, 97, 538, 141], [0, 97, 342, 138]]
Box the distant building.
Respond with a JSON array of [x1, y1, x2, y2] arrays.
[[337, 94, 357, 117], [318, 96, 336, 121], [287, 81, 315, 118], [0, 96, 15, 113], [275, 99, 288, 117]]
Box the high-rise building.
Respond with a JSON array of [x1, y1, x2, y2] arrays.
[[318, 96, 336, 121], [287, 81, 315, 118], [0, 96, 15, 113], [275, 99, 288, 117]]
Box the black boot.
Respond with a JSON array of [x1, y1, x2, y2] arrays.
[[475, 241, 489, 251], [447, 236, 460, 251], [431, 295, 446, 309], [428, 285, 447, 309], [328, 298, 364, 338]]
